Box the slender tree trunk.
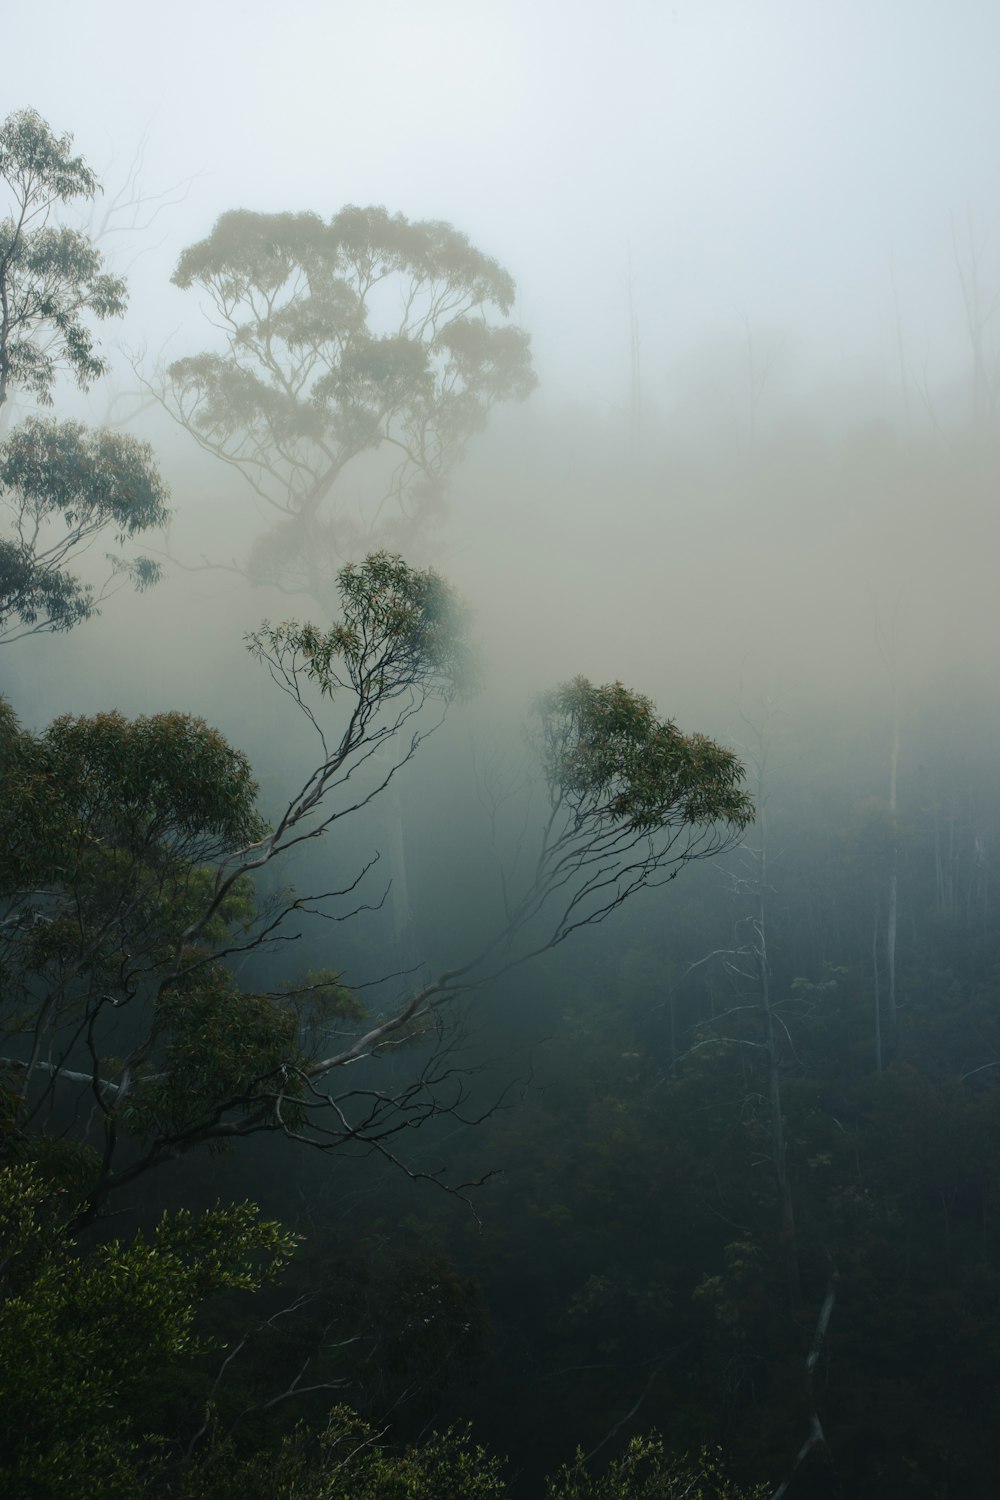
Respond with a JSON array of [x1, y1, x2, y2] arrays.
[[753, 757, 799, 1308], [626, 243, 641, 458], [885, 693, 900, 1050], [889, 257, 912, 435], [771, 1257, 837, 1500], [952, 208, 999, 427]]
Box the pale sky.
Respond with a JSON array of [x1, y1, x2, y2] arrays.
[[7, 0, 1000, 404]]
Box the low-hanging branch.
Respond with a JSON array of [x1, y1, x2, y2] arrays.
[[1, 553, 752, 1219]]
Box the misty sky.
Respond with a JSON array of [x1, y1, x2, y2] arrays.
[[9, 0, 1000, 404], [6, 0, 1000, 758]]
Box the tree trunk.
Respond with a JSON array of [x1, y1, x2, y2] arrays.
[[885, 694, 900, 1050], [754, 760, 800, 1308]]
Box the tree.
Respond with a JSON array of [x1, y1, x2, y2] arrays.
[[186, 1419, 763, 1500], [524, 678, 753, 950], [160, 204, 534, 978], [0, 109, 169, 639], [0, 1158, 295, 1499], [547, 1436, 767, 1499], [0, 415, 169, 640], [0, 108, 127, 411], [0, 554, 750, 1223], [161, 207, 535, 599], [952, 208, 1000, 427], [185, 1409, 510, 1500]]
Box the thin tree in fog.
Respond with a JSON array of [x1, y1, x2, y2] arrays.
[[155, 204, 535, 960], [1, 555, 751, 1223], [0, 109, 126, 413], [0, 110, 169, 641], [158, 206, 536, 600], [952, 208, 1000, 427], [875, 603, 903, 1059], [626, 243, 641, 456], [730, 713, 799, 1309], [685, 708, 839, 1496]]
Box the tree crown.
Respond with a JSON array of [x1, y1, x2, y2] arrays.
[[165, 206, 534, 590], [0, 109, 127, 407], [248, 551, 477, 707], [536, 677, 755, 834], [0, 417, 170, 640]]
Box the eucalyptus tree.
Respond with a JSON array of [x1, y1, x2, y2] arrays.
[[0, 1168, 294, 1500], [0, 108, 127, 411], [0, 553, 751, 1222], [163, 207, 535, 599], [0, 416, 168, 641], [0, 109, 168, 639]]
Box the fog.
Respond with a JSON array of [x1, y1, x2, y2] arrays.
[[12, 0, 1000, 392], [7, 0, 1000, 1158], [7, 0, 1000, 737], [6, 4, 1000, 1492]]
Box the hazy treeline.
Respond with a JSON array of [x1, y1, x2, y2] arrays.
[[5, 79, 1000, 1496], [27, 379, 994, 1497]]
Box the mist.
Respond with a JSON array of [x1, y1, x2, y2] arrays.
[[4, 3, 1000, 1495]]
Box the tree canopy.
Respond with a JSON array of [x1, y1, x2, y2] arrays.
[[0, 1163, 294, 1499], [0, 415, 169, 640], [164, 206, 535, 598], [509, 677, 754, 951], [0, 109, 169, 640], [0, 107, 775, 1497], [0, 108, 127, 409], [0, 551, 751, 1221]]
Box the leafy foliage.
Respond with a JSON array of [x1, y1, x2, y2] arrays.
[[0, 699, 290, 1210], [0, 415, 169, 638], [248, 551, 477, 709], [0, 109, 169, 640], [480, 678, 755, 954], [546, 1438, 768, 1500], [537, 678, 754, 834], [125, 972, 303, 1141], [0, 1161, 295, 1500], [1, 701, 263, 895], [184, 1408, 508, 1500], [0, 108, 126, 408], [184, 1408, 760, 1500], [165, 206, 535, 591]]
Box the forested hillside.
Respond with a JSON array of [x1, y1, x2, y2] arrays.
[[4, 29, 1000, 1493]]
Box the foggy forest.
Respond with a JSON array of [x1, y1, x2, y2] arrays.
[[3, 3, 1000, 1496]]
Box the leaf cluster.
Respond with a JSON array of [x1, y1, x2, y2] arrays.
[[0, 1161, 295, 1499], [0, 108, 127, 407], [547, 1437, 767, 1500], [1, 703, 263, 895], [0, 702, 278, 1184], [536, 677, 754, 835], [249, 552, 477, 709], [164, 206, 534, 583], [127, 968, 304, 1141], [0, 415, 170, 637], [185, 1407, 508, 1500]]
